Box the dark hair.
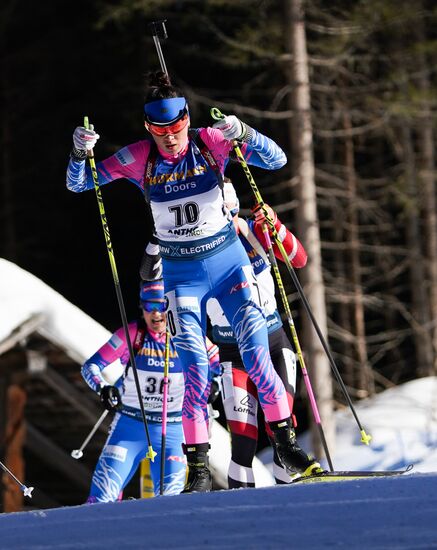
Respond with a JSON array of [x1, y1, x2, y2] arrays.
[[144, 70, 183, 102]]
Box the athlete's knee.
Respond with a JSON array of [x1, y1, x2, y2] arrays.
[[232, 303, 269, 351]]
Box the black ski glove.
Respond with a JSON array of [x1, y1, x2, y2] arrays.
[[100, 385, 122, 411], [208, 377, 221, 405], [140, 239, 163, 281]]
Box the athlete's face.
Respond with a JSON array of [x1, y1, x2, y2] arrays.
[[145, 118, 190, 156], [142, 300, 167, 334]]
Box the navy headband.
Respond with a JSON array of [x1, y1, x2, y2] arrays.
[[144, 97, 188, 126], [140, 280, 165, 302]]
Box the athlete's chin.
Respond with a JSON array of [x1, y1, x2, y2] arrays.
[[151, 320, 165, 331]]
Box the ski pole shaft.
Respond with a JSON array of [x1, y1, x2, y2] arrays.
[[148, 20, 170, 80], [279, 244, 371, 444], [83, 116, 156, 462], [71, 409, 109, 459], [261, 223, 333, 470], [210, 107, 371, 445], [160, 329, 171, 495], [0, 460, 34, 498]]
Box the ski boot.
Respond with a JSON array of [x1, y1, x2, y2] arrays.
[[269, 418, 325, 477], [181, 443, 212, 493]]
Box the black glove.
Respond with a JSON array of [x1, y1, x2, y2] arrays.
[[140, 252, 162, 281], [208, 377, 221, 405], [100, 385, 122, 411], [140, 240, 163, 281]]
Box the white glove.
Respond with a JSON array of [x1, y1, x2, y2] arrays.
[[73, 125, 100, 151], [213, 115, 245, 141]]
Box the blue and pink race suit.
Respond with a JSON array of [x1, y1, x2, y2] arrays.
[[82, 320, 219, 500], [67, 125, 291, 446]]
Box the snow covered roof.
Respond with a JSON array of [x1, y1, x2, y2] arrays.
[[0, 258, 112, 365]]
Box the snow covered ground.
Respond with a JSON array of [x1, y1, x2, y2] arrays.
[[327, 376, 437, 473], [1, 473, 436, 549], [2, 258, 437, 547]]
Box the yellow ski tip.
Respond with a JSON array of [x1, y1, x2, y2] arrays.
[[302, 462, 325, 477], [360, 430, 372, 445], [146, 446, 158, 462]]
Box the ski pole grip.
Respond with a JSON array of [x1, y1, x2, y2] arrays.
[[210, 107, 225, 121], [83, 115, 95, 159]]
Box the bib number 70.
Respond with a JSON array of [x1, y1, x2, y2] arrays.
[[168, 202, 199, 227]]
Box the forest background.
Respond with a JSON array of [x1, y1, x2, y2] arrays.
[[3, 0, 437, 456]]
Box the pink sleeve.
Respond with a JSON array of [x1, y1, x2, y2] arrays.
[[198, 127, 233, 173], [96, 322, 138, 367], [98, 140, 152, 190]]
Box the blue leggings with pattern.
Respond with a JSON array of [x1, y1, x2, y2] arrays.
[[163, 237, 291, 445], [87, 413, 186, 502]]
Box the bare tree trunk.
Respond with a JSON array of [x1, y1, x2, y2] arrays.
[[401, 121, 433, 376], [285, 0, 335, 460], [331, 198, 355, 390], [415, 18, 437, 375], [342, 108, 375, 397]]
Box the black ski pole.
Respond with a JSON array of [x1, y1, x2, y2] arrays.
[[146, 19, 175, 475], [0, 459, 34, 498], [84, 116, 156, 462], [148, 20, 170, 80], [71, 410, 109, 459], [210, 107, 371, 446], [277, 245, 372, 444], [260, 222, 334, 470]]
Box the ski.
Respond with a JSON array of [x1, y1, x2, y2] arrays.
[[291, 464, 413, 484]]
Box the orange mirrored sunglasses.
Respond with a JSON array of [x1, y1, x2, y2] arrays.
[[146, 114, 189, 137]]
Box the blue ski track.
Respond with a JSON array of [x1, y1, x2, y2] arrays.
[[0, 472, 436, 549]]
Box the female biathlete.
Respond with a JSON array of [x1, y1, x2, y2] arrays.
[[67, 71, 321, 492]]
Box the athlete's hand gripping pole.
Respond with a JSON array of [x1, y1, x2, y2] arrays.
[[83, 116, 156, 462], [210, 107, 372, 447]]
